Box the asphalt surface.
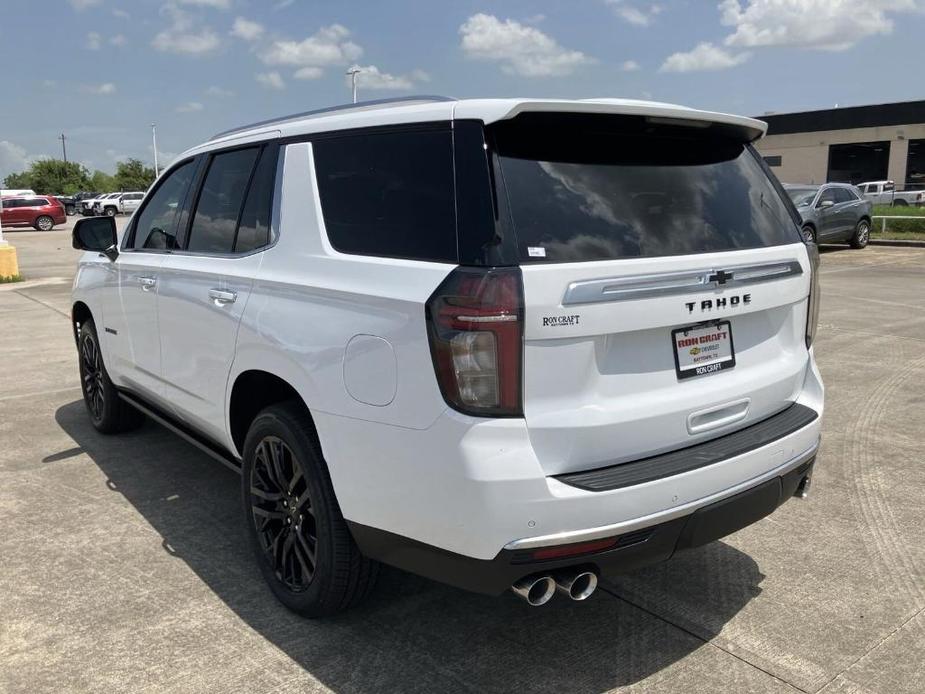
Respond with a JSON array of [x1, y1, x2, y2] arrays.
[[1, 223, 923, 693]]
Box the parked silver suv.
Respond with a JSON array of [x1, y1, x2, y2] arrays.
[[784, 183, 872, 248]]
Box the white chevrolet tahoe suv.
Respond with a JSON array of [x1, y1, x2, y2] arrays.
[[70, 97, 823, 616]]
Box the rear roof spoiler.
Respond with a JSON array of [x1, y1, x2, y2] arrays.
[[455, 99, 768, 142]]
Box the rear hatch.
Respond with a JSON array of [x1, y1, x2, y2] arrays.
[[488, 112, 811, 476]]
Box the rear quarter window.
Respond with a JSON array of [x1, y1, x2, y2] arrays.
[[312, 126, 457, 263]]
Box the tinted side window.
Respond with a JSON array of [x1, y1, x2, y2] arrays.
[[313, 128, 457, 262], [131, 161, 195, 250], [234, 145, 278, 253], [187, 148, 259, 254], [834, 188, 854, 203], [818, 188, 838, 205]]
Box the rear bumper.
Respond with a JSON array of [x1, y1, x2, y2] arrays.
[[349, 450, 816, 596], [322, 354, 824, 572]]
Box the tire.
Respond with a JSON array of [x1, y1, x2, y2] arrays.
[[66, 205, 76, 216], [893, 199, 908, 207], [105, 207, 117, 217], [801, 224, 817, 244], [34, 215, 54, 231], [850, 218, 871, 249], [241, 401, 378, 617], [77, 320, 145, 434]]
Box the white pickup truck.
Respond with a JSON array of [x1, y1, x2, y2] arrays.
[[118, 192, 145, 215], [857, 180, 925, 207]]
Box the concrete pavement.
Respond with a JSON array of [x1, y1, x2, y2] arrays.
[[1, 228, 923, 693]]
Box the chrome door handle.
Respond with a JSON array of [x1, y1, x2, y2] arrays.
[[209, 289, 237, 305], [138, 276, 157, 291]]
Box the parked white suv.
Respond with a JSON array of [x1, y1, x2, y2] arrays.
[[70, 97, 823, 616]]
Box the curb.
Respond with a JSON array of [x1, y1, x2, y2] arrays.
[[869, 238, 925, 248]]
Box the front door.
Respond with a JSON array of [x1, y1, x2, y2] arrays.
[[815, 188, 840, 240], [103, 159, 198, 402]]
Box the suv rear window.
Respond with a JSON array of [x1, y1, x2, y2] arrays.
[[490, 113, 801, 263], [313, 127, 457, 263]]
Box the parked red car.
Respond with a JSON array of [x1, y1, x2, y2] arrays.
[[1, 195, 67, 231]]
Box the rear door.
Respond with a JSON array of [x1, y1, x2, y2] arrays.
[[833, 187, 861, 237], [1, 198, 26, 225], [488, 113, 810, 476], [157, 143, 278, 443]]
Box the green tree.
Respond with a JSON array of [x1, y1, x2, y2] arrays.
[[114, 158, 156, 192], [2, 171, 31, 189], [3, 159, 90, 194], [90, 170, 116, 192]]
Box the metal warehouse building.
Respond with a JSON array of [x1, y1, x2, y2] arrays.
[[754, 100, 925, 188]]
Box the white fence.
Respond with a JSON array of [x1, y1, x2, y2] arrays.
[[872, 215, 925, 234]]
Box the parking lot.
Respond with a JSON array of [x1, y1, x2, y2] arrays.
[[1, 225, 923, 693]]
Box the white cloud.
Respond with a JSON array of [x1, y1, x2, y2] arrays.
[[345, 64, 428, 91], [42, 80, 57, 88], [68, 0, 102, 10], [659, 42, 750, 72], [231, 17, 264, 41], [83, 82, 118, 95], [256, 71, 286, 89], [294, 66, 324, 80], [176, 101, 205, 112], [720, 0, 919, 51], [620, 59, 640, 71], [86, 32, 102, 50], [205, 85, 234, 96], [260, 24, 363, 72], [607, 1, 664, 26], [175, 0, 231, 9], [110, 34, 127, 47], [274, 0, 295, 8], [112, 8, 130, 19], [148, 144, 179, 169], [459, 13, 593, 77], [152, 5, 221, 56], [0, 141, 31, 180]]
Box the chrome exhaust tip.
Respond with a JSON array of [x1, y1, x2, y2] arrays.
[[511, 574, 556, 606], [554, 570, 599, 601]]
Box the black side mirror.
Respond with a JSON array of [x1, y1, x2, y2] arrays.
[[73, 216, 118, 261]]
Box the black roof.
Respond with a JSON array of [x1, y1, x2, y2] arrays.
[[758, 100, 925, 136]]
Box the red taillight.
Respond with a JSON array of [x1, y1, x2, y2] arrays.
[[531, 538, 618, 561], [426, 266, 524, 417]]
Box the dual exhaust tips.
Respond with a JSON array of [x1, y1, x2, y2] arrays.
[[511, 569, 598, 606]]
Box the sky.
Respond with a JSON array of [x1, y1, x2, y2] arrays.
[[2, 0, 924, 182]]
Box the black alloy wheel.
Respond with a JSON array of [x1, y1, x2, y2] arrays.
[[76, 319, 145, 433], [801, 224, 817, 244], [80, 329, 105, 423], [248, 436, 318, 592], [241, 402, 378, 616]]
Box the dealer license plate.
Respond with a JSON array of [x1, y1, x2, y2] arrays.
[[672, 321, 736, 380]]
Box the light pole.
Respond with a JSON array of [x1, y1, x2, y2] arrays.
[[346, 68, 361, 104], [151, 123, 159, 178]]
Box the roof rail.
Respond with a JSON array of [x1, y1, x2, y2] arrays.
[[209, 95, 457, 141]]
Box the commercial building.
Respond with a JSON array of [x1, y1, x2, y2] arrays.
[[754, 100, 925, 188]]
